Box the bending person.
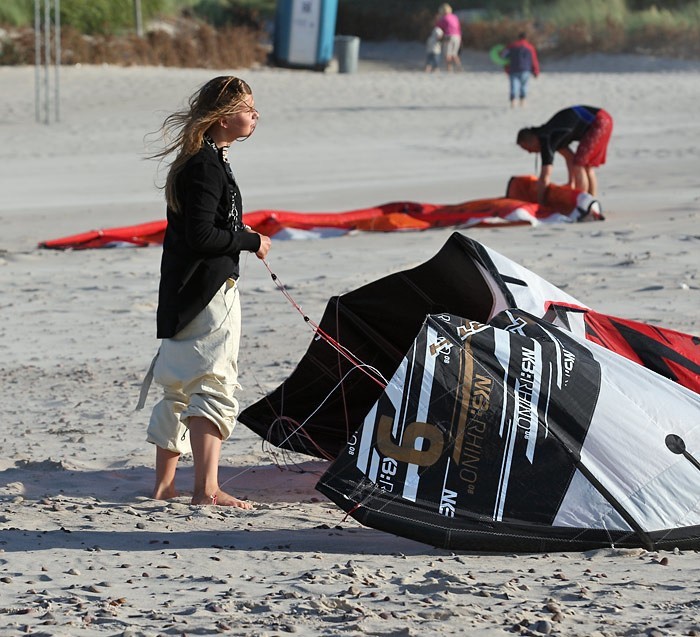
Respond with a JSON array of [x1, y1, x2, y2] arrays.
[[516, 105, 613, 202]]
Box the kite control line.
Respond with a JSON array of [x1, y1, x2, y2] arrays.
[[261, 258, 387, 390]]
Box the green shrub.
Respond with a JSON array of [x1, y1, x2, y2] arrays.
[[536, 0, 627, 27], [192, 0, 265, 29], [0, 0, 173, 34], [627, 0, 695, 8], [0, 0, 32, 27], [191, 0, 274, 26], [59, 0, 168, 35]]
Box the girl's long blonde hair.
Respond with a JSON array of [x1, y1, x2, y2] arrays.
[[152, 76, 253, 214]]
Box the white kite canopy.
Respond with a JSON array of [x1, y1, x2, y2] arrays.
[[317, 310, 700, 552]]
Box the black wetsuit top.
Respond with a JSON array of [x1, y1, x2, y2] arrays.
[[532, 106, 600, 165]]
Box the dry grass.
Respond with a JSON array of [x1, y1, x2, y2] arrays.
[[1, 19, 267, 68], [624, 22, 700, 57], [461, 17, 700, 59]]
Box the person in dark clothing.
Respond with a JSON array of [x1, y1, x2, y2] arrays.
[[517, 105, 614, 202], [139, 76, 271, 508], [502, 32, 540, 107]]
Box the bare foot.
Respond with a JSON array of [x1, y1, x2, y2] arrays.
[[152, 485, 179, 500], [191, 489, 253, 509]]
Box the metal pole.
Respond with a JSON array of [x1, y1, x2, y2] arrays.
[[54, 0, 60, 122], [134, 0, 143, 37], [44, 0, 50, 124], [34, 0, 41, 122]]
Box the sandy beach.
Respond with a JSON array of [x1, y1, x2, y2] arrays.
[[1, 42, 699, 635]]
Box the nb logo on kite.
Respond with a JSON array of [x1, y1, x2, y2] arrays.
[[504, 315, 528, 335], [456, 321, 487, 340], [429, 321, 487, 359], [429, 337, 453, 358]]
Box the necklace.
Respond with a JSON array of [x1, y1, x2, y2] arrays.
[[203, 135, 242, 231]]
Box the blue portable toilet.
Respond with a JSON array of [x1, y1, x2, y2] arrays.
[[273, 0, 338, 70]]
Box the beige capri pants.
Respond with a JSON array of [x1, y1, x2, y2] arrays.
[[139, 278, 241, 455], [442, 34, 461, 58]]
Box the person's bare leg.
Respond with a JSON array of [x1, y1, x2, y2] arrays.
[[572, 164, 589, 193], [153, 447, 180, 500], [586, 167, 598, 196], [188, 416, 252, 509]]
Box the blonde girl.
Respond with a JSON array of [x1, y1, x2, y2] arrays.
[[140, 76, 271, 507]]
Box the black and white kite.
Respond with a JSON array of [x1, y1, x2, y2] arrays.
[[241, 233, 584, 459], [316, 310, 700, 551], [240, 233, 700, 551]]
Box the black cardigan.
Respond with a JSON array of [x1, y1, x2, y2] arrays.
[[156, 144, 261, 339]]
